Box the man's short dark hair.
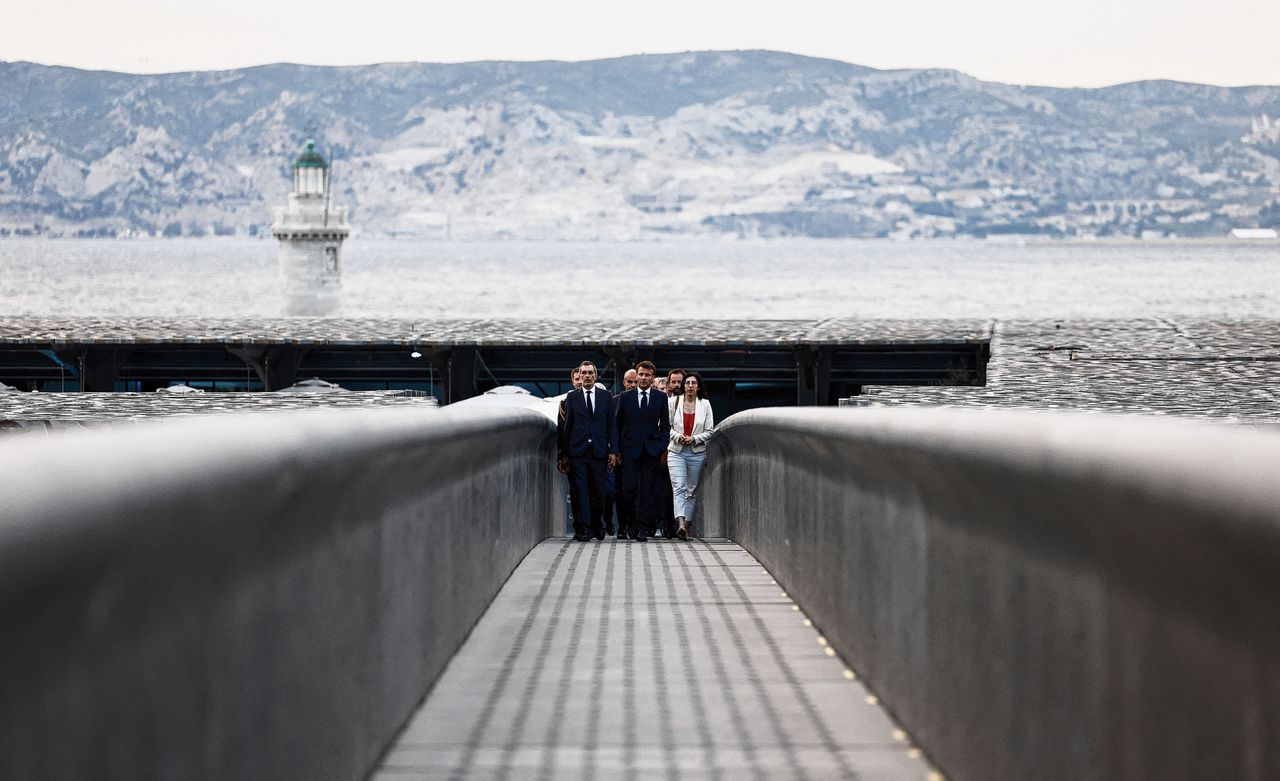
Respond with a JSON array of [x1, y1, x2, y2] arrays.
[[636, 360, 656, 373], [578, 361, 597, 372], [667, 368, 685, 380]]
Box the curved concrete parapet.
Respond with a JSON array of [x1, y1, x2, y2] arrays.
[[702, 408, 1280, 781], [0, 406, 557, 781]]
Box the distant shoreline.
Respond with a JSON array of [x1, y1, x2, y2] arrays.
[[2, 235, 1277, 245]]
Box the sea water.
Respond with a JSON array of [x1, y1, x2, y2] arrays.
[[0, 238, 1276, 320]]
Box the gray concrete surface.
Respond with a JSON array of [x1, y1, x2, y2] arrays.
[[703, 407, 1280, 780], [0, 315, 989, 346], [864, 318, 1280, 425], [375, 539, 934, 781], [0, 406, 557, 781], [0, 389, 438, 435]]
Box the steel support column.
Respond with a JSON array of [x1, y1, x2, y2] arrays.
[[815, 347, 833, 406], [795, 347, 816, 406], [79, 347, 131, 392], [605, 347, 638, 392], [445, 347, 478, 403], [229, 346, 309, 391], [264, 347, 306, 391]]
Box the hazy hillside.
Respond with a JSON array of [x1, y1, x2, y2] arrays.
[[2, 51, 1278, 238]]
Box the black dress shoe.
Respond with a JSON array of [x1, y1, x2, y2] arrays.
[[594, 530, 606, 540], [573, 534, 591, 542], [633, 535, 648, 542]]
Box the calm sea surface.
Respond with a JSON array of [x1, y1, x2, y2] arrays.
[[0, 238, 1277, 320]]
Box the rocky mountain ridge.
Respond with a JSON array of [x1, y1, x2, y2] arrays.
[[2, 51, 1279, 239]]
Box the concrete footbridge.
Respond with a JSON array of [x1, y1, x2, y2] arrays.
[[2, 403, 1278, 780]]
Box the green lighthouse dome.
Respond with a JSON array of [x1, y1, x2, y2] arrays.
[[292, 139, 328, 170]]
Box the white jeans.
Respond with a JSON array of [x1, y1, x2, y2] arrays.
[[669, 448, 707, 520]]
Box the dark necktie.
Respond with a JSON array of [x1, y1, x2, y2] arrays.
[[640, 390, 647, 410], [586, 389, 593, 415]]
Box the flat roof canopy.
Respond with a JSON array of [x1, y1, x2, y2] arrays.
[[0, 317, 991, 411]]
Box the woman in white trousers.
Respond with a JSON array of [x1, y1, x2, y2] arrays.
[[668, 372, 715, 541]]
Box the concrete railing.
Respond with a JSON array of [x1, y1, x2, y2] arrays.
[[0, 406, 558, 781], [702, 408, 1280, 781]]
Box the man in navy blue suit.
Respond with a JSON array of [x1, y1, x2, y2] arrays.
[[611, 368, 639, 539], [615, 360, 671, 542], [557, 361, 620, 541]]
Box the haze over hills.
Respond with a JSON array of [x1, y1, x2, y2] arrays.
[[2, 50, 1279, 239]]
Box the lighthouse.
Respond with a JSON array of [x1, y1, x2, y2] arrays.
[[271, 139, 349, 316]]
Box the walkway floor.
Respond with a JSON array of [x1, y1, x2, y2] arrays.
[[373, 539, 936, 780]]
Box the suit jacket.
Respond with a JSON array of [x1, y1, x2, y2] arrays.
[[616, 387, 671, 460], [668, 396, 716, 454], [558, 386, 618, 459]]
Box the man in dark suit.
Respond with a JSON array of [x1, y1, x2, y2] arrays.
[[612, 368, 639, 539], [615, 360, 671, 542], [557, 361, 620, 541]]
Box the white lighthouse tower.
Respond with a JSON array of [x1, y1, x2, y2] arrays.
[[271, 139, 349, 316]]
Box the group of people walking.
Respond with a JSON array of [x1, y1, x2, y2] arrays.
[[556, 360, 715, 542]]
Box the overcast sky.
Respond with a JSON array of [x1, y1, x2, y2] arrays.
[[6, 0, 1279, 88]]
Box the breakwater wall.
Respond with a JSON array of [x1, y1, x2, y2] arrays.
[[702, 408, 1280, 780], [0, 406, 558, 780]]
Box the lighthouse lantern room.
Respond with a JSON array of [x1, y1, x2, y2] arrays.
[[271, 139, 350, 316]]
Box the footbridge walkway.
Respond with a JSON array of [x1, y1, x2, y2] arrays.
[[374, 538, 918, 780], [2, 404, 1278, 780]]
